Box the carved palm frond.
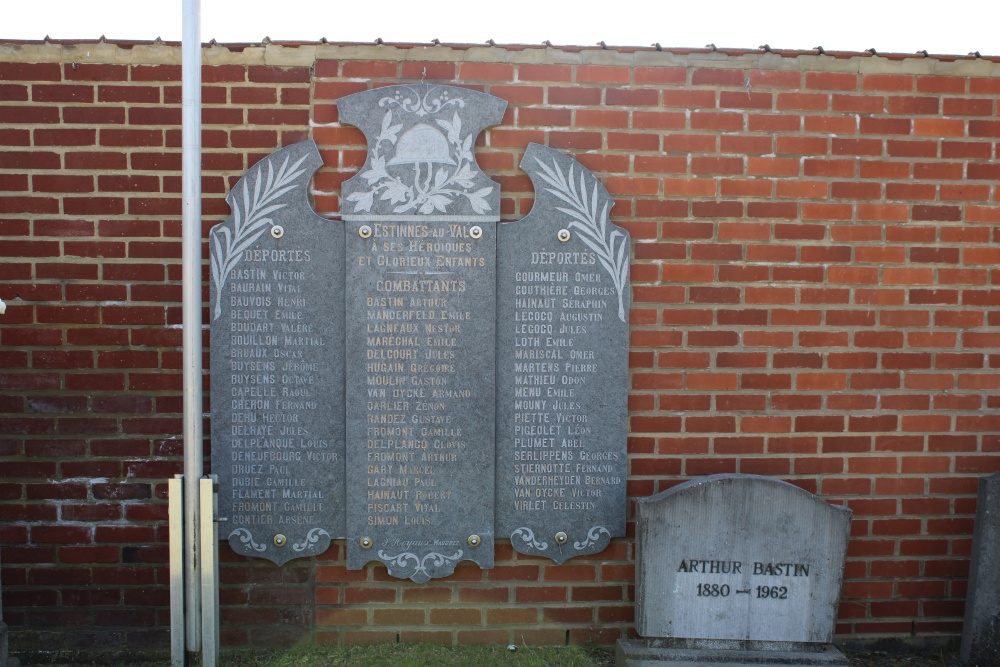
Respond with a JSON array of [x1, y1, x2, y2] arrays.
[[210, 153, 309, 319], [533, 157, 629, 322]]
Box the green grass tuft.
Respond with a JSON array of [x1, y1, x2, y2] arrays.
[[220, 643, 614, 667]]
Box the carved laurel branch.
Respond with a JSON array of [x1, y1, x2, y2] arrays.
[[573, 526, 612, 550], [510, 526, 611, 555], [229, 527, 332, 556], [292, 528, 331, 552], [377, 85, 466, 117], [377, 549, 464, 583], [511, 527, 549, 551], [210, 153, 309, 320], [229, 528, 266, 553], [533, 157, 629, 323]]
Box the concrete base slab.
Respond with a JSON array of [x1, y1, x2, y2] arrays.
[[616, 639, 849, 667]]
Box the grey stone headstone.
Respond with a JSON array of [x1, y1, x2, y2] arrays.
[[496, 143, 630, 563], [338, 84, 506, 582], [961, 473, 1000, 667], [210, 140, 345, 565], [636, 475, 852, 645]]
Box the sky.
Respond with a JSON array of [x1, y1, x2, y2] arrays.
[[3, 0, 998, 57]]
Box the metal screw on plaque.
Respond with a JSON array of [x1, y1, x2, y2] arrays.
[[470, 225, 483, 239], [270, 225, 284, 239], [557, 229, 571, 242], [273, 534, 287, 547], [359, 225, 372, 239], [554, 531, 568, 545], [467, 534, 481, 547], [360, 536, 373, 549]]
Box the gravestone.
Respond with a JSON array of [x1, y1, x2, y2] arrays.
[[209, 140, 346, 565], [496, 142, 629, 563], [961, 473, 1000, 667], [618, 474, 852, 667], [338, 84, 506, 582]]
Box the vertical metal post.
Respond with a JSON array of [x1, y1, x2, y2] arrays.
[[168, 475, 185, 667], [181, 0, 203, 656], [199, 476, 220, 667]]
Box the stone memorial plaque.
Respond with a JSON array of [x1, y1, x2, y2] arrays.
[[496, 143, 630, 563], [636, 475, 851, 645], [210, 141, 345, 565], [338, 84, 506, 582], [961, 473, 1000, 667]]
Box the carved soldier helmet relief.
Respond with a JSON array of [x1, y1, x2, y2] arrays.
[[388, 124, 457, 166]]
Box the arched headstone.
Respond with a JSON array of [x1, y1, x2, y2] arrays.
[[619, 474, 852, 666]]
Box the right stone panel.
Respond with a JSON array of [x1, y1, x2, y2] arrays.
[[495, 143, 630, 563]]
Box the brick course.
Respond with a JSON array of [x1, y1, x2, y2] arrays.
[[1, 40, 999, 655]]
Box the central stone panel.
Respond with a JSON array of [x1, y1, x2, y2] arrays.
[[338, 85, 507, 582]]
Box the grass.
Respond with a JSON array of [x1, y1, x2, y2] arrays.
[[221, 644, 614, 667], [23, 642, 961, 667], [216, 644, 961, 667], [846, 650, 961, 667]]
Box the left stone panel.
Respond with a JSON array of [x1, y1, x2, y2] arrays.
[[210, 140, 346, 565]]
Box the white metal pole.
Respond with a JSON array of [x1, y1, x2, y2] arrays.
[[200, 476, 220, 667], [168, 475, 185, 666], [181, 0, 203, 655]]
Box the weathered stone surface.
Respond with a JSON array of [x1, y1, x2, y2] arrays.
[[635, 475, 852, 644], [496, 143, 630, 563], [338, 84, 506, 582], [962, 473, 1000, 667], [210, 140, 345, 565]]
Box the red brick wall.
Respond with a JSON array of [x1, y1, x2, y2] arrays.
[[1, 42, 999, 655]]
